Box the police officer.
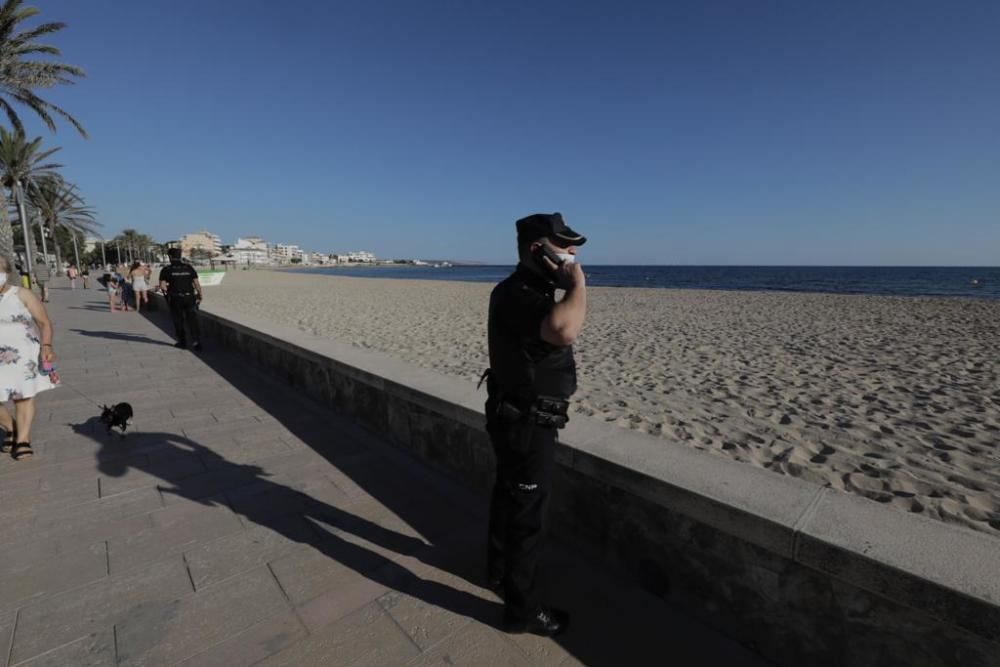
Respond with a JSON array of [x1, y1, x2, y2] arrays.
[[483, 212, 587, 637], [158, 248, 204, 350]]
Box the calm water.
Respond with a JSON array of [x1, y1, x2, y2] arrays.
[[293, 265, 1000, 299]]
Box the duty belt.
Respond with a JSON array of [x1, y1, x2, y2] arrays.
[[534, 396, 570, 428], [479, 370, 570, 429]]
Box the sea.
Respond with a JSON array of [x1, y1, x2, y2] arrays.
[[293, 265, 1000, 300]]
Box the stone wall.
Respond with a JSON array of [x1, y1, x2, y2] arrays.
[[154, 296, 1000, 666]]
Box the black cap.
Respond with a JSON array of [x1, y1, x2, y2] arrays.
[[516, 212, 587, 246]]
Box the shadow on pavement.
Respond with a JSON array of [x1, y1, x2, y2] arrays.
[[69, 329, 176, 347], [68, 304, 118, 313], [135, 300, 762, 666], [74, 417, 501, 629]]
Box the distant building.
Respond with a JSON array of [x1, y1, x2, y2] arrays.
[[336, 250, 377, 264], [271, 243, 303, 264], [180, 231, 223, 258], [232, 236, 271, 265]]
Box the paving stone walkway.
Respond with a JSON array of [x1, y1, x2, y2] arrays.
[[0, 283, 770, 666]]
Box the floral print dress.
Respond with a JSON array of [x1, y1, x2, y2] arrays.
[[0, 287, 58, 401]]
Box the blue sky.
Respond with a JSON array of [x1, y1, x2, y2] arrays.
[[18, 0, 1000, 265]]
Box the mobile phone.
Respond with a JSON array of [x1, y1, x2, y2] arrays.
[[531, 244, 564, 280]]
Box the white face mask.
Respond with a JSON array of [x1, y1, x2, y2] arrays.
[[555, 253, 576, 264], [0, 272, 7, 288]]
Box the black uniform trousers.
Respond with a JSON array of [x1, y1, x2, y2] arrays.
[[487, 414, 558, 617], [168, 295, 201, 346]]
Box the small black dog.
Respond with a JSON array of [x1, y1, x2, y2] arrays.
[[100, 402, 133, 434]]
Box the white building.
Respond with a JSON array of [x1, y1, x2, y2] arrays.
[[338, 250, 377, 263], [271, 243, 303, 263], [231, 236, 271, 265]]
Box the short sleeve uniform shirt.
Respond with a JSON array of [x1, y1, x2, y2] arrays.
[[158, 262, 199, 296], [488, 264, 577, 404]]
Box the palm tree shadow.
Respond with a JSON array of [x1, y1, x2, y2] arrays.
[[75, 417, 500, 627]]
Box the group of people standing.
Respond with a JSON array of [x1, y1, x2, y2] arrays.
[[100, 261, 153, 313]]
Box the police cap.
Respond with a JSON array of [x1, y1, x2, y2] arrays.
[[516, 212, 587, 247]]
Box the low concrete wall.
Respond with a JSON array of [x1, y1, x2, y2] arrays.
[[154, 296, 1000, 666]]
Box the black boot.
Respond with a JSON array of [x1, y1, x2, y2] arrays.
[[503, 607, 569, 637]]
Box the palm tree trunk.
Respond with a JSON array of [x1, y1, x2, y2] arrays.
[[14, 182, 33, 278], [0, 187, 13, 263]]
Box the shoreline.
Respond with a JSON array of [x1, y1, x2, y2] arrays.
[[211, 270, 1000, 537], [252, 263, 1000, 301]]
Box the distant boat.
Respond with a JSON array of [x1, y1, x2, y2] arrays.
[[971, 278, 985, 287]]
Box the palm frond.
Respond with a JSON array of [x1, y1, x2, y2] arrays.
[[0, 97, 23, 134], [8, 21, 65, 45], [0, 1, 86, 136]]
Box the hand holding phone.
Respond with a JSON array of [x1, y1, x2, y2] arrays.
[[532, 244, 583, 290]]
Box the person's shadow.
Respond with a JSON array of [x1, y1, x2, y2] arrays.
[[69, 329, 176, 346], [75, 418, 500, 627]]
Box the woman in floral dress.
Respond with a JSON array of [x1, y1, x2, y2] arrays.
[[0, 256, 58, 460]]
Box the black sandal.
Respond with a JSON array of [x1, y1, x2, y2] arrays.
[[1, 419, 16, 454], [12, 442, 33, 460]]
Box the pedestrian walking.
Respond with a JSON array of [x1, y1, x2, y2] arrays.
[[130, 262, 149, 313], [105, 275, 120, 312], [482, 212, 587, 637], [67, 264, 78, 289], [159, 248, 203, 350], [32, 258, 51, 302], [0, 255, 59, 460]]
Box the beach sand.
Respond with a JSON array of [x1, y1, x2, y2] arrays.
[[212, 270, 1000, 537]]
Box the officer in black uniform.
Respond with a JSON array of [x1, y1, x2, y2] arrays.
[[483, 212, 587, 637], [158, 248, 204, 350]]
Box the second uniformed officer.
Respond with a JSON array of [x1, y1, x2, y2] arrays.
[[158, 248, 204, 350], [484, 212, 587, 637]]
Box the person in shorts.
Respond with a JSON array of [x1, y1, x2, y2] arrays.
[[32, 259, 51, 302]]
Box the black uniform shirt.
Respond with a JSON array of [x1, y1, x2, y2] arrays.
[[158, 262, 199, 296], [488, 264, 577, 405]]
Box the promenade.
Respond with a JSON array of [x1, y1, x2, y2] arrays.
[[0, 283, 767, 666]]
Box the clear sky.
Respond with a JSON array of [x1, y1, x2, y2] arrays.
[[18, 0, 1000, 265]]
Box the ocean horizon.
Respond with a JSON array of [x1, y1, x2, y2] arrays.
[[290, 264, 1000, 300]]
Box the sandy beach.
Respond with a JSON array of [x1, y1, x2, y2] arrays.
[[212, 270, 1000, 537]]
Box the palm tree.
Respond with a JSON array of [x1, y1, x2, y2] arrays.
[[0, 0, 86, 265], [0, 127, 59, 273], [115, 228, 155, 264], [0, 0, 87, 137], [28, 173, 98, 270]]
